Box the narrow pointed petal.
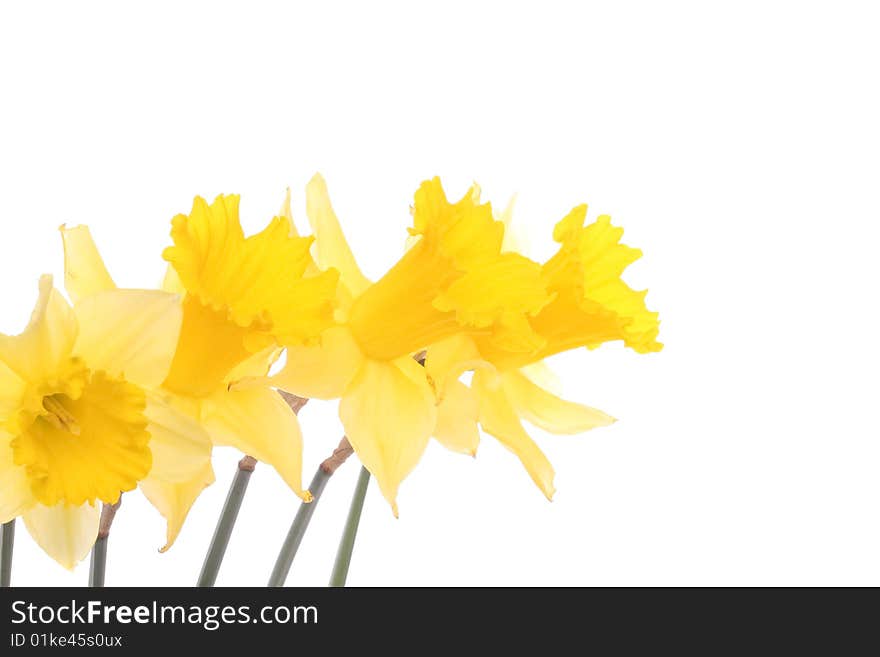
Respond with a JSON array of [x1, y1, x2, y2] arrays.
[[201, 388, 311, 501], [225, 345, 283, 385], [161, 265, 186, 295], [473, 371, 555, 500], [0, 431, 34, 523], [502, 370, 615, 434], [498, 194, 524, 253], [433, 380, 480, 456], [0, 276, 77, 384], [22, 502, 99, 570], [306, 174, 372, 297], [144, 393, 213, 483], [72, 290, 183, 389], [270, 326, 364, 400], [424, 334, 491, 398], [60, 225, 116, 302], [339, 358, 436, 515], [520, 361, 562, 396], [141, 462, 215, 552]]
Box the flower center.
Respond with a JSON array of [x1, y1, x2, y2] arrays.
[[42, 394, 82, 436], [12, 370, 152, 507]]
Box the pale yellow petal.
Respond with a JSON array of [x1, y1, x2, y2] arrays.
[[269, 326, 364, 400], [225, 345, 283, 384], [498, 194, 526, 253], [339, 358, 436, 515], [433, 380, 480, 456], [144, 392, 213, 484], [0, 431, 35, 523], [161, 265, 186, 295], [424, 334, 491, 398], [473, 371, 555, 499], [520, 360, 562, 396], [140, 461, 214, 552], [306, 174, 372, 297], [73, 289, 183, 389], [502, 370, 615, 434], [22, 501, 99, 570], [0, 276, 77, 384], [279, 187, 300, 236], [60, 225, 116, 302], [201, 388, 310, 500], [0, 360, 26, 426]]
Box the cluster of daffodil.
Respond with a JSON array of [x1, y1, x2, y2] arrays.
[[0, 175, 660, 576]]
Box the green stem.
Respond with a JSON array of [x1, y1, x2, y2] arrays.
[[267, 467, 331, 587], [1, 519, 15, 588], [88, 537, 108, 587], [268, 436, 354, 586], [197, 456, 256, 587], [88, 499, 121, 588], [329, 466, 371, 587]]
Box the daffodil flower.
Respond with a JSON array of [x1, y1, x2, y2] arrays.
[[425, 204, 662, 498], [271, 176, 661, 512], [60, 195, 339, 549], [0, 275, 200, 568], [269, 177, 556, 514]]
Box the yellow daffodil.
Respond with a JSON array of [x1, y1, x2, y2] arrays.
[[270, 175, 661, 512], [60, 195, 339, 549], [268, 177, 545, 513], [425, 204, 662, 498], [0, 275, 202, 568]]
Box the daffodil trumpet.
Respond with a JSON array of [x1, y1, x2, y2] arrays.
[[268, 436, 354, 587]]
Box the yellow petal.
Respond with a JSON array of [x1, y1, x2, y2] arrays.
[[144, 392, 213, 484], [225, 345, 283, 385], [0, 276, 77, 384], [201, 388, 311, 501], [520, 360, 562, 396], [424, 334, 490, 398], [269, 326, 364, 400], [0, 431, 34, 523], [73, 289, 183, 389], [60, 225, 116, 302], [140, 461, 214, 552], [339, 357, 436, 515], [22, 501, 99, 570], [0, 360, 26, 428], [161, 265, 186, 295], [473, 371, 555, 499], [498, 194, 524, 253], [306, 174, 372, 297], [279, 187, 300, 237], [501, 370, 615, 434], [433, 380, 480, 456]]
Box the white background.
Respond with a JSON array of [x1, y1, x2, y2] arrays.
[[1, 1, 878, 586]]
